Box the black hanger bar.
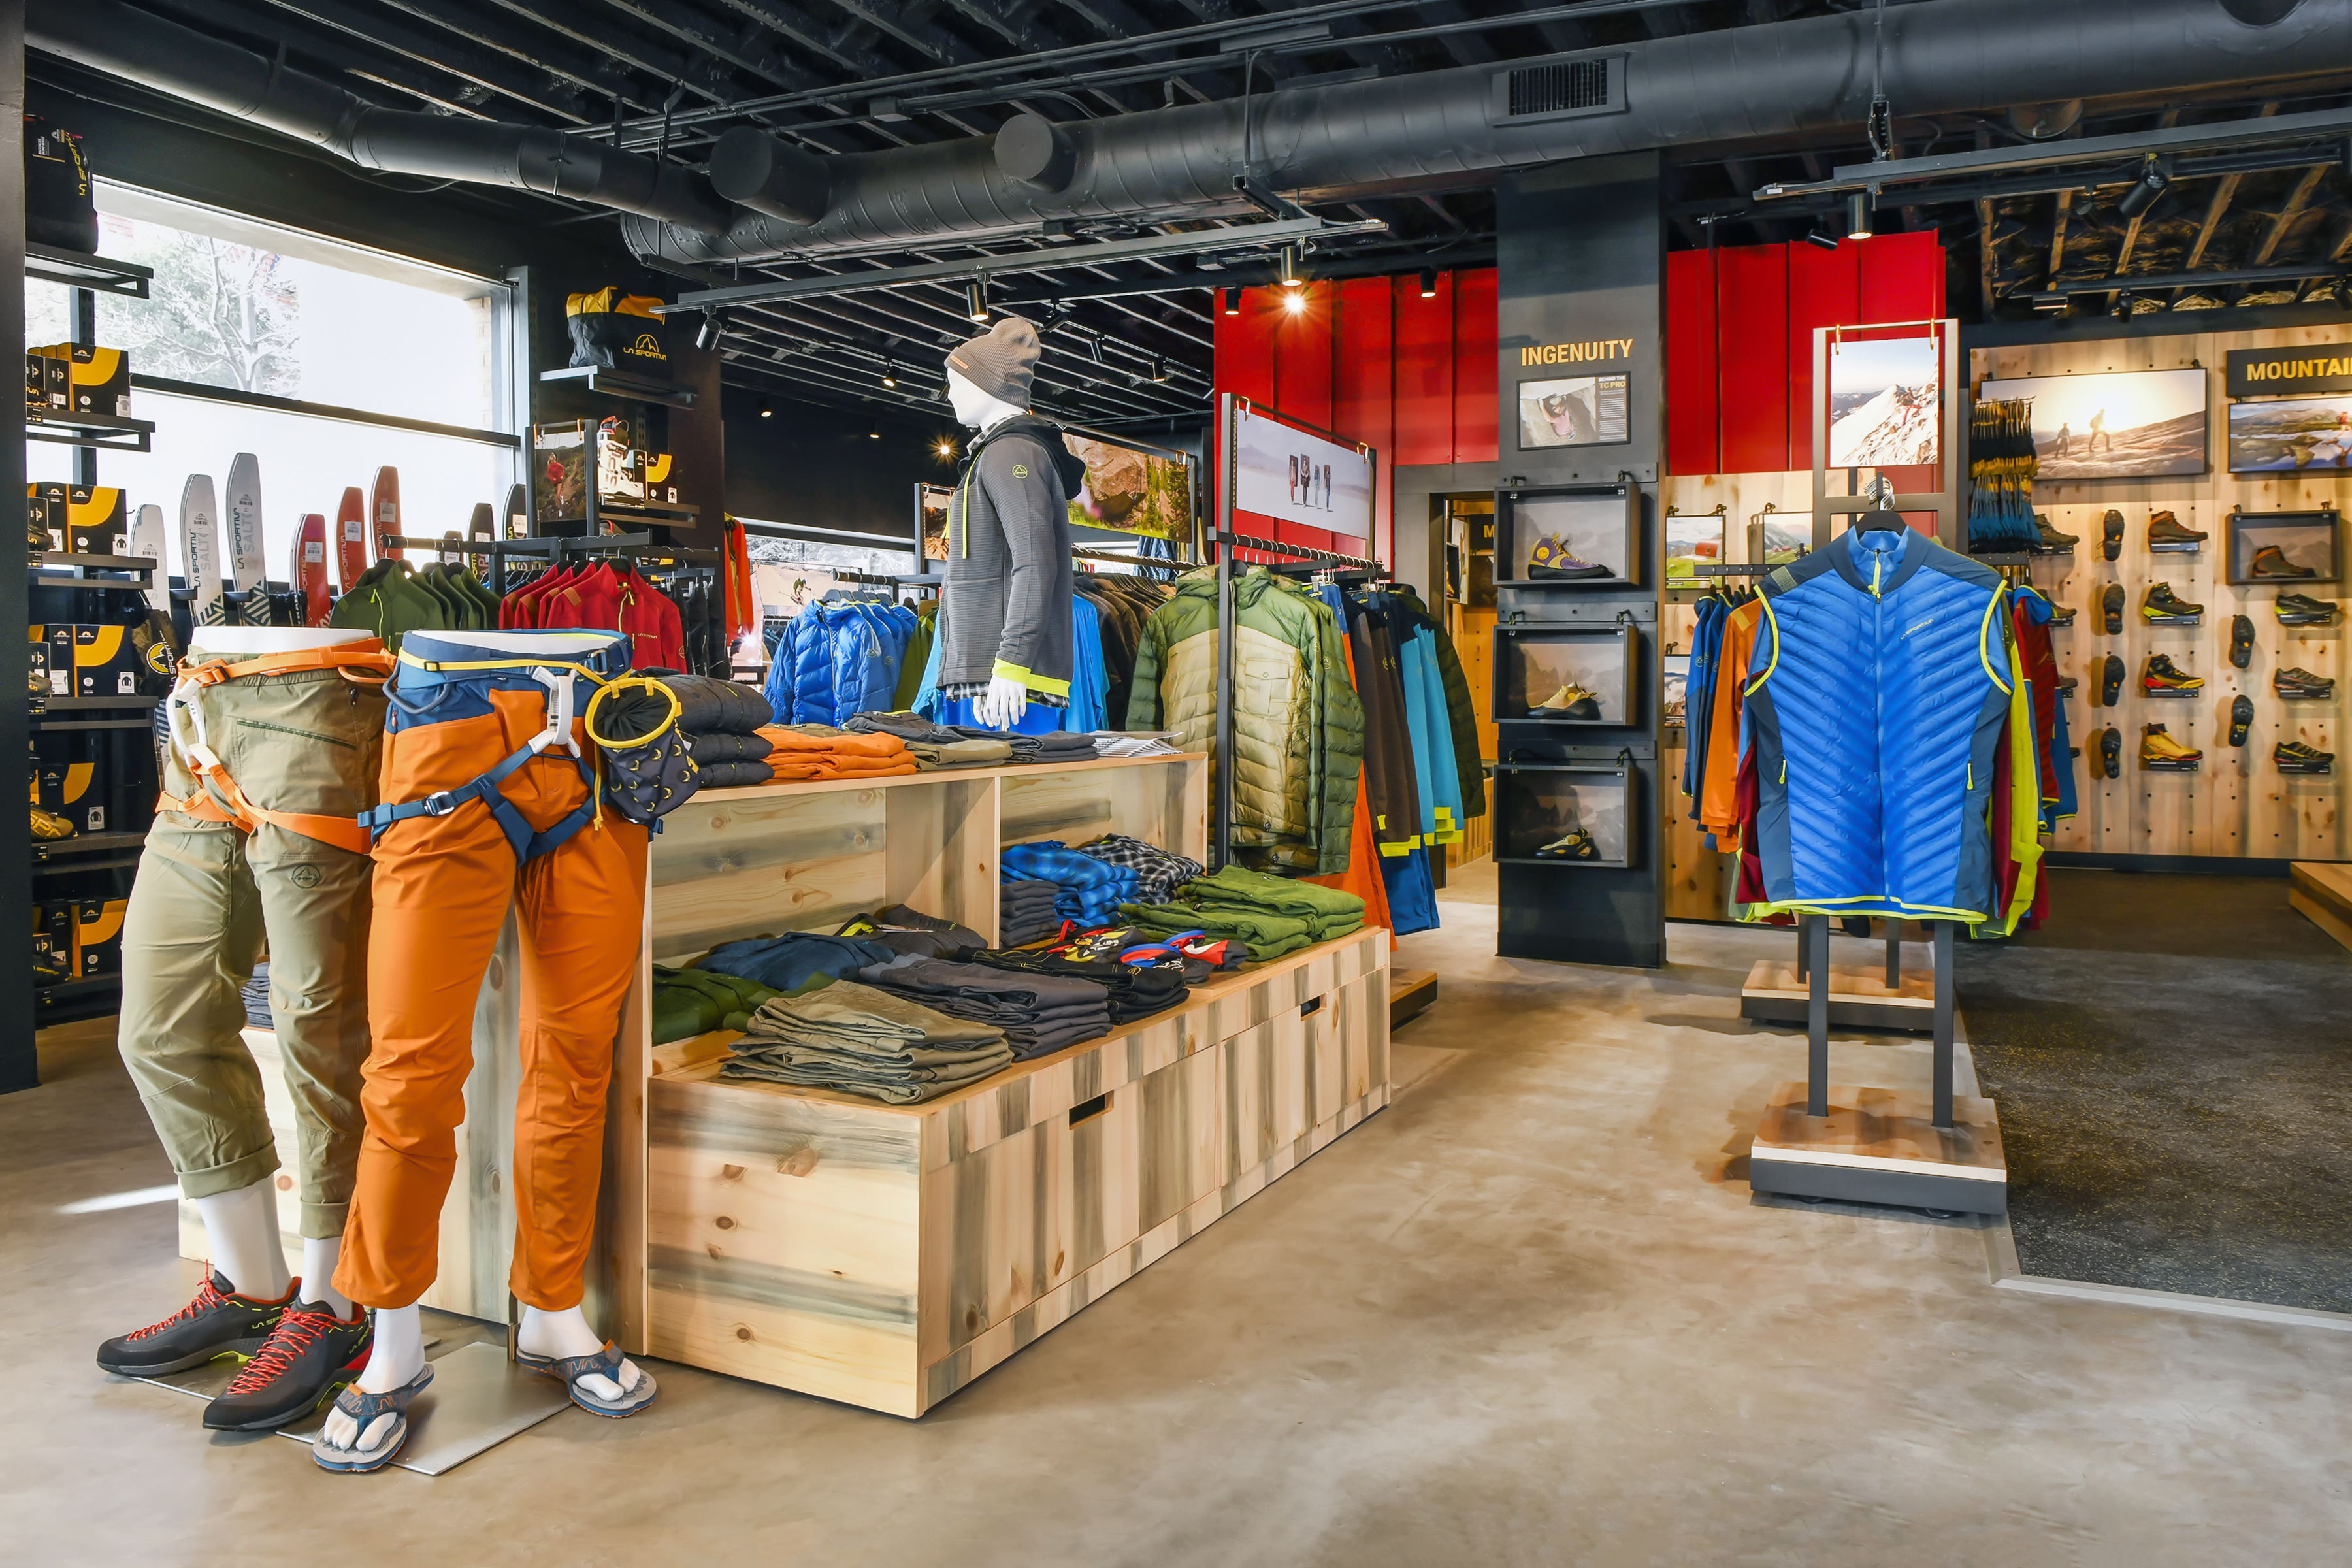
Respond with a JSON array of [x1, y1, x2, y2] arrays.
[[1211, 529, 1383, 572]]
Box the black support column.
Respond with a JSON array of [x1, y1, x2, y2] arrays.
[[2, 6, 34, 1091]]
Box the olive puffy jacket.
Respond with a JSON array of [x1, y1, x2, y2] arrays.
[[1126, 569, 1364, 876]]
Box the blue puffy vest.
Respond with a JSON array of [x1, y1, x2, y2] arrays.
[[1742, 527, 2014, 922]]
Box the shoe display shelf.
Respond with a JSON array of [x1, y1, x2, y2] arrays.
[[2142, 755, 2201, 772], [1495, 480, 1641, 589], [1494, 614, 1639, 726], [2225, 506, 2338, 587], [1493, 760, 1637, 869]]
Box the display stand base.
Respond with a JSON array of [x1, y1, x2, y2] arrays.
[[1740, 956, 1934, 1033], [1749, 1081, 2008, 1215], [1390, 968, 1437, 1028], [129, 1339, 568, 1475]]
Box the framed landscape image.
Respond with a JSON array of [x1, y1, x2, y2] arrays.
[[1977, 367, 2208, 480], [2227, 395, 2352, 472], [1827, 333, 1942, 467], [1663, 508, 1725, 585]]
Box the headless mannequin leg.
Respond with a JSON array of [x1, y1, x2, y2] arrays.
[[319, 1301, 421, 1454], [193, 1179, 292, 1301], [515, 1305, 636, 1402], [301, 1236, 351, 1317]]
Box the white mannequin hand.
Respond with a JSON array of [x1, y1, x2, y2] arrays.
[[974, 674, 1029, 730]]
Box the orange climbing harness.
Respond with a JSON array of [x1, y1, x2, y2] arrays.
[[156, 643, 395, 855]]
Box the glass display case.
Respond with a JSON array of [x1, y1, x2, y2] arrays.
[[2226, 506, 2340, 586], [1497, 482, 1639, 587], [1494, 620, 1639, 726], [1494, 763, 1637, 868]]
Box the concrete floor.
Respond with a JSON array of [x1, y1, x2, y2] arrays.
[[10, 865, 2352, 1566]]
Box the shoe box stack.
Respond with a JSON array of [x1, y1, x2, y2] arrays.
[[32, 898, 127, 983], [24, 342, 129, 425]]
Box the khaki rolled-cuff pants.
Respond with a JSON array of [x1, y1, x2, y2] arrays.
[[117, 645, 384, 1239]]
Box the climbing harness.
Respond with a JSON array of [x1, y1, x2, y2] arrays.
[[159, 643, 395, 855]]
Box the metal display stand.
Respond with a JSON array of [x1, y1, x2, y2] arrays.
[[1740, 917, 1936, 1033]]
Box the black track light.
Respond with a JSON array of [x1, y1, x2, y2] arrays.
[[2113, 289, 2136, 321], [1221, 286, 1241, 316], [965, 280, 988, 323], [694, 309, 723, 351], [2117, 155, 2172, 221], [868, 424, 881, 440], [1151, 355, 1168, 382], [881, 359, 896, 389], [1279, 245, 1302, 287], [1802, 227, 1840, 252], [1846, 191, 1874, 242], [759, 395, 772, 419], [1418, 269, 1437, 298]]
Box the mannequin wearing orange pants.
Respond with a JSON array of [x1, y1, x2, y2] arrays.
[[324, 630, 651, 1466]]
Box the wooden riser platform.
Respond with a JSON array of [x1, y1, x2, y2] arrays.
[[1390, 968, 1437, 1028], [1739, 953, 1935, 1034], [2289, 862, 2352, 956], [1749, 1081, 2008, 1216]]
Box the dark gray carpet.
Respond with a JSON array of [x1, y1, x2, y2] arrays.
[[1954, 868, 2352, 1311]]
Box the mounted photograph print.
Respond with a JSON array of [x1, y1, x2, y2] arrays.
[[1518, 374, 1629, 449], [1976, 367, 2208, 480], [1750, 512, 1810, 566], [2226, 395, 2352, 473], [1663, 509, 1725, 585], [1827, 334, 1941, 467]]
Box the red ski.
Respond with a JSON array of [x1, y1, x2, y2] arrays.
[[371, 466, 402, 562], [295, 512, 331, 625], [335, 486, 367, 591]]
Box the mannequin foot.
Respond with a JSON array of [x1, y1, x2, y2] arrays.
[[517, 1305, 655, 1416], [319, 1303, 421, 1456]]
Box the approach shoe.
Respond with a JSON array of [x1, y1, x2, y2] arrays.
[[203, 1300, 374, 1431], [2102, 583, 2126, 634], [2141, 724, 2202, 769], [2047, 602, 2077, 627], [2033, 514, 2078, 553], [1534, 830, 1599, 860], [1526, 536, 1612, 580], [2230, 614, 2256, 668], [2229, 695, 2254, 747], [2056, 676, 2080, 698], [2142, 583, 2203, 621], [2276, 593, 2339, 626], [2099, 654, 2125, 706], [95, 1271, 296, 1377], [2148, 510, 2207, 547], [2277, 740, 2336, 774], [2250, 543, 2317, 579], [2101, 508, 2124, 561], [2276, 666, 2336, 698], [1533, 682, 1602, 720], [2142, 653, 2203, 693], [2099, 727, 2123, 778]]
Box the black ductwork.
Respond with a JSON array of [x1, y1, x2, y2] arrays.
[[618, 0, 2348, 267], [28, 0, 736, 235], [708, 128, 834, 225]]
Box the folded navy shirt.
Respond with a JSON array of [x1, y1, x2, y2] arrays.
[[700, 930, 897, 991]]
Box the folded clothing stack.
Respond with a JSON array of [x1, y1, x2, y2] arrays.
[[857, 956, 1111, 1058], [845, 711, 1013, 769], [973, 944, 1190, 1023], [998, 879, 1062, 946], [661, 673, 776, 789], [698, 930, 899, 991], [759, 723, 921, 780], [1070, 833, 1204, 907], [1122, 864, 1365, 962], [1090, 733, 1180, 758], [961, 728, 1100, 764], [845, 904, 991, 962], [1001, 840, 1140, 927], [720, 981, 1012, 1103], [653, 964, 782, 1044]]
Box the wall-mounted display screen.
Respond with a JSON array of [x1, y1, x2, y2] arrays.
[[2226, 395, 2352, 473], [1976, 367, 2208, 480], [1063, 428, 1194, 542], [1517, 373, 1629, 449], [913, 482, 950, 563]]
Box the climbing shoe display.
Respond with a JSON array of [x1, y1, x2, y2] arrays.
[[1534, 829, 1600, 860], [2099, 727, 2123, 779], [1533, 682, 1603, 720], [2229, 695, 2254, 747], [202, 1300, 374, 1432], [95, 1271, 295, 1377], [2100, 654, 2125, 706], [2147, 510, 2207, 550], [2276, 666, 2336, 698], [1526, 536, 1612, 580], [2033, 514, 2078, 553], [2230, 614, 2256, 669], [2141, 583, 2203, 623], [2142, 653, 2203, 694], [2276, 740, 2336, 775], [2102, 583, 2125, 634], [2101, 508, 2125, 561], [2140, 723, 2202, 770], [2276, 593, 2339, 627], [2249, 543, 2318, 579], [30, 806, 75, 841]]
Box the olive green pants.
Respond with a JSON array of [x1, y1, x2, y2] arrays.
[[117, 650, 383, 1238]]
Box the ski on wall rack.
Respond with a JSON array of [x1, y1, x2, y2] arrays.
[[181, 474, 223, 626]]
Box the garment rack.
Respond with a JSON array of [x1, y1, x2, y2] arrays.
[[375, 534, 723, 595]]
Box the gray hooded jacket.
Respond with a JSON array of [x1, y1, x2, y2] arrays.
[[939, 414, 1085, 700]]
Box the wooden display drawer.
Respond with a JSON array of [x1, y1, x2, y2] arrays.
[[641, 928, 1390, 1417]]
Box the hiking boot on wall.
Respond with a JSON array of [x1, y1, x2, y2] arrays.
[[2102, 509, 2125, 561], [2100, 654, 2125, 706], [2102, 583, 2126, 634], [2034, 514, 2079, 553], [2142, 654, 2204, 693], [2142, 723, 2202, 769], [2276, 592, 2338, 625], [2229, 695, 2254, 747], [2148, 510, 2207, 548], [2249, 544, 2317, 579], [2230, 614, 2256, 668], [2100, 727, 2123, 778], [2142, 583, 2204, 621]]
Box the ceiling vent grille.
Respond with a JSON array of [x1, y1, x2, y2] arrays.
[[1491, 54, 1626, 125]]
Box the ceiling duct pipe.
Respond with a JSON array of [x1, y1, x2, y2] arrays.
[[708, 128, 834, 224], [613, 0, 2347, 267], [27, 0, 736, 235]]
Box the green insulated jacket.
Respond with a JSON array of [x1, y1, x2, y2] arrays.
[[1128, 568, 1364, 875]]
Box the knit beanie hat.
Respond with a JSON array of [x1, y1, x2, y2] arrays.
[[945, 315, 1041, 410]]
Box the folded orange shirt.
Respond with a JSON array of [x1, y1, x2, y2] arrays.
[[768, 757, 921, 781], [757, 724, 908, 759]]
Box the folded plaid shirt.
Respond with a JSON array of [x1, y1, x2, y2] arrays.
[[1071, 833, 1205, 907]]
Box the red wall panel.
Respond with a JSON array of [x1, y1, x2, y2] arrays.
[[1785, 239, 1860, 471], [1213, 287, 1281, 407], [1664, 248, 1720, 476], [1272, 282, 1335, 429], [1857, 231, 1945, 326], [1716, 244, 1788, 474], [1451, 267, 1498, 464], [1334, 277, 1396, 567], [1392, 271, 1456, 466]]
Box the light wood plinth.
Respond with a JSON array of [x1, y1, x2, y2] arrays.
[[2289, 862, 2352, 955], [643, 928, 1390, 1418], [1390, 968, 1437, 1028], [1749, 1081, 2008, 1215], [1739, 955, 1936, 1033]]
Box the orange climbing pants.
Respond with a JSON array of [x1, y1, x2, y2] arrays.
[[334, 630, 648, 1312]]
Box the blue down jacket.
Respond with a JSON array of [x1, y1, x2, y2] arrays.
[[1742, 525, 2013, 923], [764, 602, 919, 727]]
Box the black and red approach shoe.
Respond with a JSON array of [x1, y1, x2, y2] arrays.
[[203, 1300, 374, 1431], [95, 1271, 295, 1377]]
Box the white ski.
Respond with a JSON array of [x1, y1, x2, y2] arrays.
[[181, 474, 224, 625], [130, 502, 169, 613], [225, 451, 266, 593]]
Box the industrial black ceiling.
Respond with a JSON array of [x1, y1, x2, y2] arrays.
[[33, 0, 2352, 428]]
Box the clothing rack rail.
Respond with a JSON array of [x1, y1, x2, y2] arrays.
[[379, 533, 724, 594]]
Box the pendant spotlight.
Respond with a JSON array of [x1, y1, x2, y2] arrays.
[[2117, 155, 2172, 221], [1151, 355, 1168, 382], [1221, 287, 1241, 316], [1418, 269, 1437, 299], [965, 280, 989, 322], [868, 425, 881, 440], [1846, 191, 1874, 242], [694, 309, 724, 351], [1279, 245, 1302, 287], [1801, 227, 1840, 251], [2112, 290, 2136, 321], [881, 359, 897, 389], [758, 395, 773, 419]]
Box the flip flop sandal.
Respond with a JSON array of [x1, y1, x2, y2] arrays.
[[516, 1341, 657, 1418], [2229, 695, 2254, 747], [2230, 614, 2255, 670], [2102, 583, 2125, 635], [312, 1363, 433, 1474], [2100, 655, 2124, 707], [2100, 727, 2123, 779], [2102, 510, 2124, 561]]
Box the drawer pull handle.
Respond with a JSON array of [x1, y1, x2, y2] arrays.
[[1069, 1091, 1113, 1126], [1301, 995, 1324, 1017]]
